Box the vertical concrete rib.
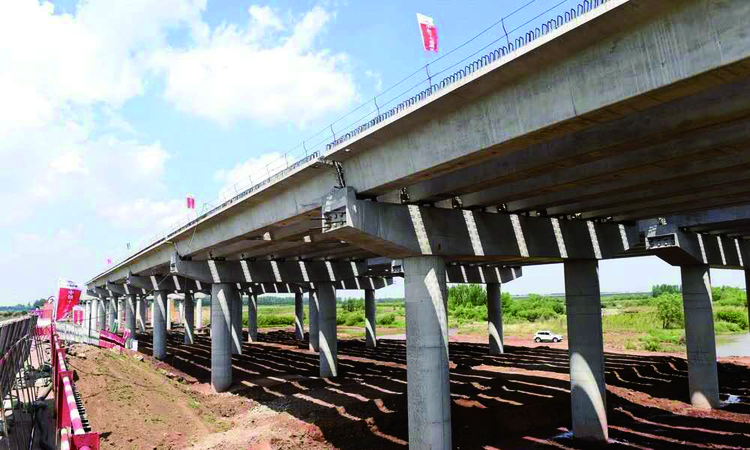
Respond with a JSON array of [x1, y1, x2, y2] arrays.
[[248, 294, 258, 343], [365, 289, 377, 348], [196, 297, 203, 330], [317, 282, 338, 377], [166, 298, 173, 331], [153, 290, 169, 361], [487, 283, 504, 355], [294, 292, 304, 341], [107, 297, 116, 331], [681, 265, 720, 409], [404, 256, 452, 450], [309, 290, 320, 352], [230, 294, 242, 354], [184, 292, 195, 345], [745, 269, 750, 335], [126, 294, 137, 338], [211, 283, 234, 392], [136, 297, 146, 333], [98, 300, 106, 331], [564, 259, 608, 442]]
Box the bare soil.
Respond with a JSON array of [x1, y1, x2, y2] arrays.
[[67, 327, 750, 449]]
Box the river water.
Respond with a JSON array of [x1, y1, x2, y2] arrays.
[[716, 333, 750, 357]]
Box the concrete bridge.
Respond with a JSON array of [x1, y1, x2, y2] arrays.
[[84, 0, 750, 447]]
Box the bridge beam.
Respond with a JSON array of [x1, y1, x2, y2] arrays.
[[323, 188, 637, 261], [170, 255, 368, 285], [646, 224, 747, 269]]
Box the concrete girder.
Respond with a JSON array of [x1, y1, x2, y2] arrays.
[[511, 148, 750, 214], [614, 190, 750, 222], [665, 206, 750, 231], [445, 265, 521, 284], [323, 188, 638, 261], [126, 273, 208, 294], [295, 276, 395, 292], [563, 172, 750, 220], [171, 256, 368, 285], [397, 82, 750, 205], [646, 224, 747, 269]]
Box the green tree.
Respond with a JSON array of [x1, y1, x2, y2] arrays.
[[652, 284, 680, 298], [447, 284, 487, 308], [656, 293, 683, 329]]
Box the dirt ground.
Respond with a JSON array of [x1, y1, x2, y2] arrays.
[[66, 327, 750, 449]]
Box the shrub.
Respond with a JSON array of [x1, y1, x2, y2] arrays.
[[714, 307, 748, 330], [257, 315, 295, 327], [713, 286, 747, 307], [656, 293, 683, 329], [715, 321, 743, 333], [342, 298, 364, 312], [378, 313, 396, 326], [344, 312, 364, 326], [448, 284, 486, 308]]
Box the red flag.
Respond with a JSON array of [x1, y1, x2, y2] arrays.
[[56, 278, 81, 321], [417, 13, 438, 52], [107, 257, 112, 265], [186, 194, 195, 209]]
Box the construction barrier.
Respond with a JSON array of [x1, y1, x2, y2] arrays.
[[50, 327, 100, 450]]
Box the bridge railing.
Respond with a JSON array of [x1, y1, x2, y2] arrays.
[[99, 0, 612, 273]]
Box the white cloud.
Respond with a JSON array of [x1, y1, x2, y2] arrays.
[[101, 198, 186, 231], [214, 152, 283, 198], [152, 5, 358, 126], [365, 70, 383, 93]]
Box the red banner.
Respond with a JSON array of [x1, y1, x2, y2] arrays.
[[417, 13, 438, 52], [56, 278, 81, 322]]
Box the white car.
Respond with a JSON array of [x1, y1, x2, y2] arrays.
[[534, 330, 563, 343]]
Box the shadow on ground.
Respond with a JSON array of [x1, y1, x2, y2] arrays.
[[136, 328, 750, 449]]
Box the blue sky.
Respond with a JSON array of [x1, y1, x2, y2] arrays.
[[1, 0, 745, 304]]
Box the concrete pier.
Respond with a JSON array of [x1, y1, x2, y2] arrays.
[[487, 283, 504, 355], [309, 290, 320, 352], [153, 290, 169, 361], [126, 294, 137, 338], [136, 297, 146, 332], [211, 283, 234, 392], [184, 293, 195, 345], [564, 260, 608, 442], [107, 297, 116, 331], [196, 297, 203, 330], [294, 292, 304, 341], [681, 265, 720, 409], [98, 300, 106, 331], [230, 294, 242, 354], [404, 256, 451, 450], [317, 283, 337, 377], [365, 289, 377, 348], [248, 293, 258, 343], [746, 269, 750, 334], [166, 298, 173, 331]]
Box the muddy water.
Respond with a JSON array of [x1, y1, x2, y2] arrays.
[[717, 333, 750, 357]]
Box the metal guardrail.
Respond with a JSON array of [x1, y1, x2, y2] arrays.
[[325, 0, 611, 151]]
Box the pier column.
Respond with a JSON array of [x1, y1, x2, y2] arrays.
[[153, 290, 169, 361], [318, 283, 337, 377], [404, 256, 451, 450], [294, 292, 304, 341], [107, 296, 117, 331], [136, 297, 146, 333], [196, 297, 203, 331], [745, 268, 749, 335], [247, 293, 258, 343], [681, 265, 720, 409], [230, 293, 242, 354], [126, 294, 137, 338], [184, 292, 195, 345], [211, 283, 235, 392], [487, 283, 504, 355], [365, 289, 377, 348], [309, 290, 320, 352], [564, 260, 608, 442], [166, 297, 173, 331], [98, 299, 106, 331], [119, 298, 124, 328]]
